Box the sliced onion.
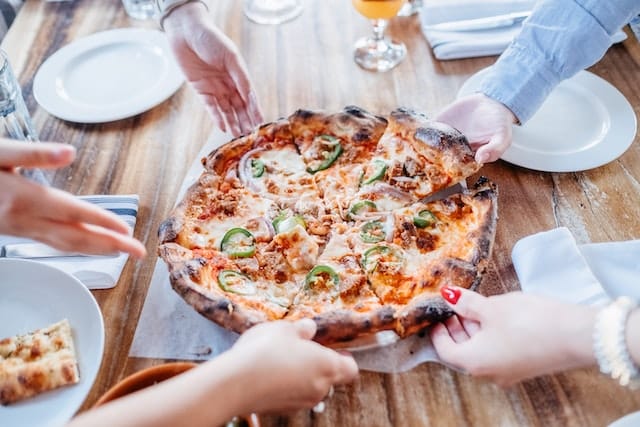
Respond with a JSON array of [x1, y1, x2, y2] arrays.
[[390, 176, 417, 183], [238, 148, 264, 193], [368, 183, 413, 202], [247, 216, 275, 240]]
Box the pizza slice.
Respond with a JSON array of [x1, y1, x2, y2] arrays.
[[285, 231, 394, 344], [371, 108, 481, 199], [0, 319, 80, 405], [288, 106, 389, 211], [362, 178, 498, 337]]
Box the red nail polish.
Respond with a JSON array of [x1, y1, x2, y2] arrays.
[[441, 286, 461, 304]]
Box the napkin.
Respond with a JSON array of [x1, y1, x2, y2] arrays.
[[0, 194, 139, 289], [420, 0, 534, 60], [512, 227, 640, 305]]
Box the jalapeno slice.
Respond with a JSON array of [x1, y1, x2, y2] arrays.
[[306, 135, 343, 174], [304, 265, 340, 290], [218, 270, 256, 295], [413, 210, 437, 228], [360, 220, 385, 243], [220, 227, 256, 258], [361, 160, 387, 185], [272, 212, 306, 233], [251, 158, 265, 178], [348, 200, 377, 219], [361, 245, 404, 273]]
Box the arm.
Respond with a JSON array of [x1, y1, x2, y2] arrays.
[[67, 320, 358, 427], [161, 1, 263, 137], [436, 0, 640, 163], [0, 139, 146, 258]]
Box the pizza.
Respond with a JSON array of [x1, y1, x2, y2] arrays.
[[158, 106, 497, 345], [0, 319, 80, 405]]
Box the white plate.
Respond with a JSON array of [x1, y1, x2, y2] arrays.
[[0, 259, 104, 427], [609, 411, 640, 427], [34, 28, 184, 123], [458, 68, 637, 172]]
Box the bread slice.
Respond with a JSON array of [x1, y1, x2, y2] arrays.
[[0, 319, 80, 405]]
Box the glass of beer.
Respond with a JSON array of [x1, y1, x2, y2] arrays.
[[352, 0, 406, 72]]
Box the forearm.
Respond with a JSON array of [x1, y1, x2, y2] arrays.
[[161, 0, 209, 32], [480, 0, 640, 123], [67, 352, 252, 427]]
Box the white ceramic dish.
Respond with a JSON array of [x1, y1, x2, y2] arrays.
[[458, 68, 637, 172], [0, 259, 104, 427], [609, 410, 640, 427], [34, 28, 183, 123]]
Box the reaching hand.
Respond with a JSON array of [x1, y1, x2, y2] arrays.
[[430, 286, 597, 387], [230, 319, 359, 413], [163, 3, 263, 137], [434, 93, 517, 164], [0, 140, 147, 258]]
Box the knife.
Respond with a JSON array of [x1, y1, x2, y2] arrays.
[[1, 242, 119, 259], [424, 10, 531, 32]]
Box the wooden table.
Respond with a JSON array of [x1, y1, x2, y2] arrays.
[[5, 0, 640, 425]]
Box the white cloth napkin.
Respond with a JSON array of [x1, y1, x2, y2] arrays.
[[0, 194, 139, 289], [420, 0, 534, 60], [512, 227, 640, 305]]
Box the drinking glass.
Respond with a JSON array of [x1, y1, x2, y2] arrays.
[[398, 0, 423, 17], [0, 50, 49, 184], [121, 0, 159, 20], [352, 0, 407, 72], [244, 0, 303, 25]]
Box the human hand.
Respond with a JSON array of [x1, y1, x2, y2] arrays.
[[0, 140, 147, 258], [430, 286, 597, 387], [163, 2, 263, 137], [229, 319, 359, 413], [434, 93, 517, 164]]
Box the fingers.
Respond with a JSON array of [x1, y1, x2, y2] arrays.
[[331, 353, 359, 384], [25, 220, 146, 258], [294, 318, 317, 340], [475, 131, 511, 163], [0, 140, 76, 169], [429, 323, 467, 368], [441, 286, 487, 322], [444, 315, 470, 343]]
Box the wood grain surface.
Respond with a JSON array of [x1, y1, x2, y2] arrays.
[[3, 0, 640, 426]]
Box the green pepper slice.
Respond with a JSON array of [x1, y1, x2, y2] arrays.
[[220, 227, 256, 258], [251, 158, 265, 178], [306, 135, 343, 174], [305, 265, 340, 290], [361, 245, 404, 273], [413, 210, 437, 228], [218, 270, 256, 295], [348, 200, 377, 219], [361, 160, 387, 185], [272, 212, 306, 233], [360, 220, 385, 243]]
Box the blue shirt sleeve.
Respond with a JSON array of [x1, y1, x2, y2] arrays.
[[479, 0, 640, 124]]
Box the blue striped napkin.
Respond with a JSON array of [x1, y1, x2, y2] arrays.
[[0, 194, 139, 289]]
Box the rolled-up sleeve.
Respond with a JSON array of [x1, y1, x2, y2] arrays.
[[480, 0, 640, 123]]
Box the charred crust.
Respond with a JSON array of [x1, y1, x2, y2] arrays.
[[158, 217, 180, 243], [311, 306, 396, 345]]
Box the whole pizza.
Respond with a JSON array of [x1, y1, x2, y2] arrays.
[[158, 106, 498, 345]]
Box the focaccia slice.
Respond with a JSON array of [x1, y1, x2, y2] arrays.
[[0, 319, 80, 405]]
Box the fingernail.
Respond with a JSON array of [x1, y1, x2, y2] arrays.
[[441, 286, 461, 304]]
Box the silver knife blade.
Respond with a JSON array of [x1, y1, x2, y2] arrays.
[[1, 242, 119, 259], [424, 10, 530, 32]]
